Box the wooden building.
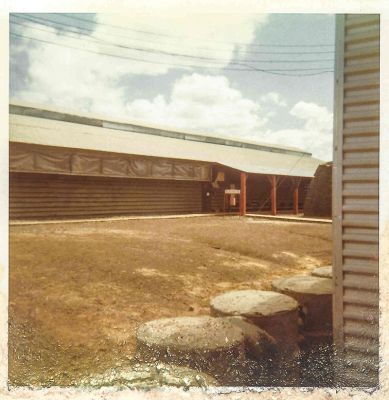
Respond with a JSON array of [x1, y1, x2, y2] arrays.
[[9, 102, 322, 220]]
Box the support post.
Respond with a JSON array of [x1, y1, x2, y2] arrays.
[[270, 175, 277, 216], [240, 172, 247, 216], [292, 177, 301, 215]]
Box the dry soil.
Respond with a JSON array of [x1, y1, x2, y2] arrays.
[[9, 216, 332, 387]]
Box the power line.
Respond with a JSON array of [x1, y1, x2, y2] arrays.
[[10, 16, 335, 66], [12, 14, 335, 56], [10, 31, 334, 76], [54, 13, 335, 48], [11, 15, 335, 64], [241, 63, 333, 75]]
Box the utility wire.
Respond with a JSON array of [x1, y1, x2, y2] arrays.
[[10, 32, 334, 76], [10, 16, 335, 66], [53, 13, 335, 48], [11, 14, 335, 56]]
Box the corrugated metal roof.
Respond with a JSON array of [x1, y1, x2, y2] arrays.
[[9, 105, 324, 178], [10, 101, 310, 156]]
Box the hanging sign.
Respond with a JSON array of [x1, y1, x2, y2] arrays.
[[225, 189, 241, 194]]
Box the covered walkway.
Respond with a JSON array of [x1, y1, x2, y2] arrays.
[[221, 171, 309, 217]]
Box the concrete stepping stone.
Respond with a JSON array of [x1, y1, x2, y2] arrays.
[[271, 275, 334, 386], [311, 265, 333, 279], [135, 316, 246, 380], [210, 290, 302, 386], [271, 275, 333, 333], [210, 289, 300, 354]]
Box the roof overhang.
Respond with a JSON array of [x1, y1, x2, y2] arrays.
[[9, 109, 324, 178]]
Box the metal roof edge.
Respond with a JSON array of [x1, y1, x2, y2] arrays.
[[9, 101, 312, 157]]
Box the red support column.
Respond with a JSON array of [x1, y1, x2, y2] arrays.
[[270, 175, 277, 216], [240, 172, 247, 216], [292, 177, 301, 215], [293, 186, 299, 215]]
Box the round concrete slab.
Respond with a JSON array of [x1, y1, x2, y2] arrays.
[[210, 290, 299, 318], [137, 315, 244, 351], [210, 290, 300, 354], [311, 266, 333, 279], [271, 275, 333, 296], [135, 316, 246, 380], [271, 275, 333, 332]]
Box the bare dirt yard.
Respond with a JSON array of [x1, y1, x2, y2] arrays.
[[9, 216, 332, 387]]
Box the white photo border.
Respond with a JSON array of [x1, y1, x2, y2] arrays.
[[1, 1, 388, 399]]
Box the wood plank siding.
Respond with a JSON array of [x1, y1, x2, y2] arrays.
[[333, 14, 379, 387], [10, 172, 203, 219]]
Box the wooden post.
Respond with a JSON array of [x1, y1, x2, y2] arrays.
[[292, 177, 301, 215], [240, 172, 247, 216], [270, 175, 277, 216]]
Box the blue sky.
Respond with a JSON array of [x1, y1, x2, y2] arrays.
[[10, 12, 335, 160]]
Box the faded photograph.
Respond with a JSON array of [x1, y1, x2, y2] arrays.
[[8, 12, 379, 389]]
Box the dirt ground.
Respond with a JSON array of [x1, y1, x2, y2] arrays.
[[9, 216, 332, 387]]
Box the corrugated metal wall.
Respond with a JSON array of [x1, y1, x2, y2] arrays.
[[333, 14, 379, 387], [10, 172, 203, 219]]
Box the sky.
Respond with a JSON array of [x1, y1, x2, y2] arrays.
[[9, 12, 335, 160]]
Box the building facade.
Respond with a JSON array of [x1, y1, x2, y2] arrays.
[[9, 103, 320, 220]]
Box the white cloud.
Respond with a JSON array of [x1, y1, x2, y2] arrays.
[[10, 11, 268, 114], [290, 101, 333, 132], [261, 101, 333, 160], [125, 75, 333, 160], [92, 12, 269, 75], [260, 91, 287, 107], [125, 73, 268, 136], [11, 11, 269, 90], [11, 23, 129, 115]]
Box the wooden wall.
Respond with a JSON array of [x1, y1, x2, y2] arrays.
[[10, 172, 203, 219]]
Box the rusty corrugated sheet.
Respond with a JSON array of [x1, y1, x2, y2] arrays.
[[333, 14, 379, 387]]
